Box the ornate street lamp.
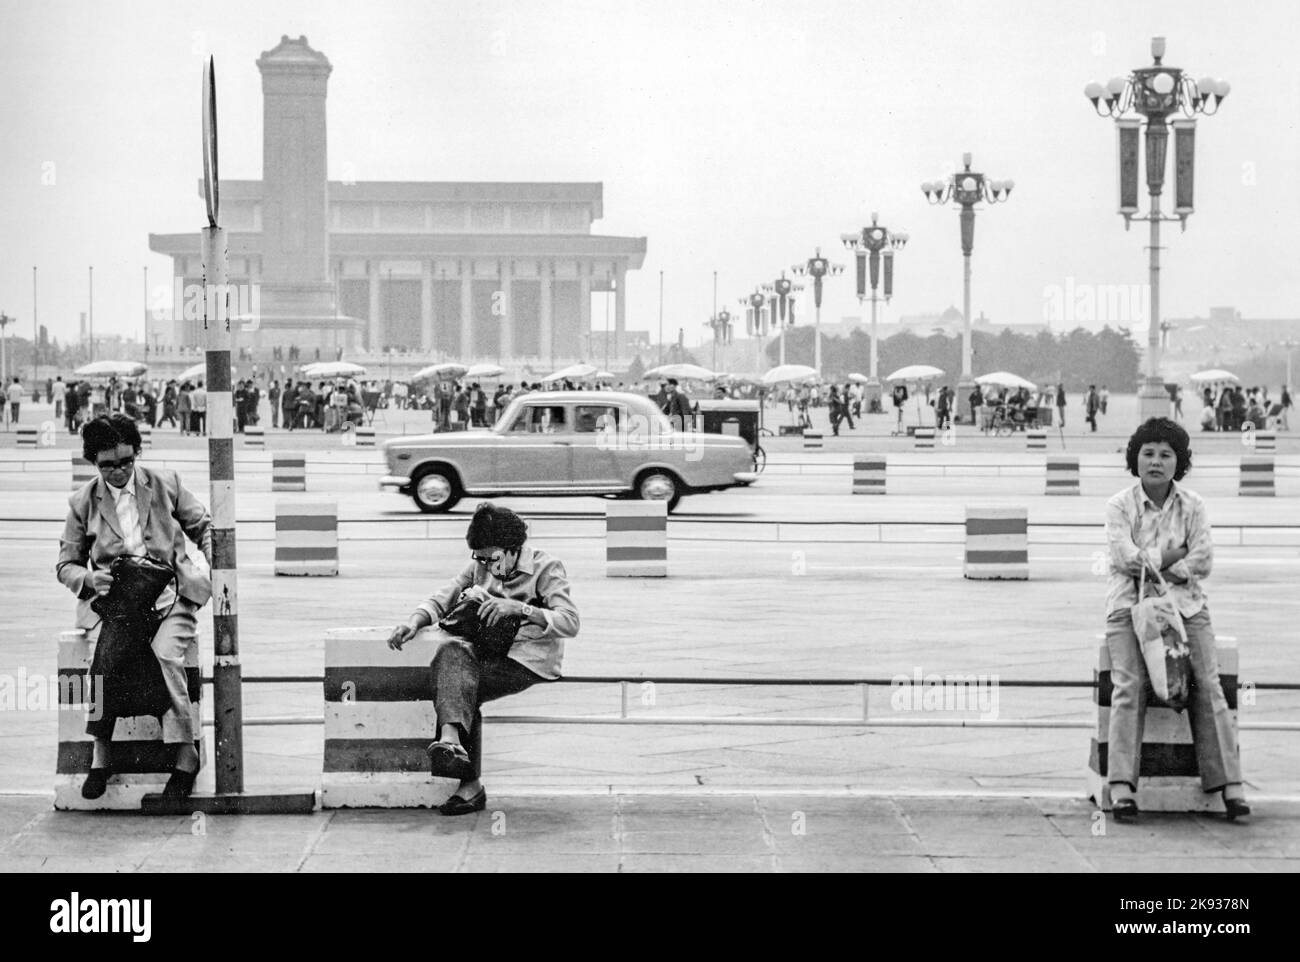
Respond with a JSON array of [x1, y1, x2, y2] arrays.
[[922, 153, 1013, 418], [841, 215, 907, 410], [705, 308, 734, 371], [1085, 36, 1229, 422], [791, 249, 843, 375], [761, 272, 802, 367], [741, 289, 769, 374]]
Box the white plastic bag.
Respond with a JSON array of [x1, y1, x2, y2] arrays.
[[1130, 565, 1191, 711]]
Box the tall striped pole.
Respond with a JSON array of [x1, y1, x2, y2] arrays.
[[202, 57, 244, 794]]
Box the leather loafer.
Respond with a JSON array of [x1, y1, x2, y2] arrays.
[[81, 768, 111, 800], [437, 787, 486, 816], [1224, 798, 1251, 821], [1112, 797, 1139, 822]]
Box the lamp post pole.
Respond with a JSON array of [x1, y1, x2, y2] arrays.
[[743, 289, 767, 373], [922, 156, 1013, 417], [762, 273, 800, 367], [33, 267, 39, 383], [842, 215, 907, 411], [88, 266, 94, 362], [792, 249, 843, 376], [1085, 36, 1229, 423]]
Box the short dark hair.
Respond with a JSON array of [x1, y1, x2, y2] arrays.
[[667, 378, 679, 387], [466, 502, 528, 552], [1125, 417, 1192, 481], [82, 413, 141, 463]]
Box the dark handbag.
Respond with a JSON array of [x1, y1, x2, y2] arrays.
[[86, 555, 178, 738], [438, 595, 523, 659]]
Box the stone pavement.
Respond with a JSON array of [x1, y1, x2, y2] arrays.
[[2, 792, 1297, 873]]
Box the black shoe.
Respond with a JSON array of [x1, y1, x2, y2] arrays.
[[1112, 797, 1139, 821], [437, 787, 486, 816], [1225, 798, 1251, 821], [162, 768, 197, 799], [81, 768, 111, 800]]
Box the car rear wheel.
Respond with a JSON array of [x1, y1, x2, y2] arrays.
[[412, 466, 461, 513], [636, 470, 681, 513]]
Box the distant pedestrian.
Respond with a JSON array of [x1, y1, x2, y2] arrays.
[[1055, 384, 1066, 428], [1173, 385, 1184, 420], [190, 381, 207, 435], [177, 383, 193, 436], [1281, 386, 1293, 431], [269, 380, 282, 428], [7, 377, 24, 423], [1085, 385, 1099, 432], [1100, 384, 1110, 416], [53, 376, 66, 420]]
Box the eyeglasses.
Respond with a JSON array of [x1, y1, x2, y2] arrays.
[[96, 456, 135, 472], [471, 552, 502, 566]]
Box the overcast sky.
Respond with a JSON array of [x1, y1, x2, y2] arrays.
[[1, 0, 1297, 350]]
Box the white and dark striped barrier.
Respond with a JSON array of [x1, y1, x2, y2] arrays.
[[778, 425, 803, 437], [605, 501, 667, 577], [852, 456, 887, 495], [322, 626, 456, 808], [17, 426, 38, 449], [1026, 431, 1047, 452], [138, 423, 152, 450], [1239, 456, 1274, 497], [1087, 634, 1239, 812], [71, 456, 96, 491], [1252, 431, 1276, 453], [243, 425, 265, 448], [272, 454, 307, 492], [275, 500, 339, 576], [1045, 455, 1080, 496], [355, 426, 376, 447], [914, 427, 935, 451], [963, 506, 1028, 580], [55, 628, 203, 811], [802, 431, 823, 450]]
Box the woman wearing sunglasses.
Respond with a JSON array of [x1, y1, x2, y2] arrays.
[[56, 413, 213, 800], [387, 503, 579, 815]]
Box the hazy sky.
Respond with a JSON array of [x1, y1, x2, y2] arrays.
[[1, 0, 1297, 350]]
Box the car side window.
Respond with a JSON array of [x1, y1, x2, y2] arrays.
[[575, 405, 619, 433], [527, 405, 568, 434]]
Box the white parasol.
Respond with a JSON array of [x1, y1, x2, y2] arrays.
[[301, 361, 368, 379], [884, 364, 944, 381], [761, 364, 819, 385], [74, 360, 148, 378], [643, 363, 719, 382], [974, 371, 1037, 391]]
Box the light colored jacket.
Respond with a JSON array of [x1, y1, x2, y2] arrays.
[[57, 466, 213, 629]]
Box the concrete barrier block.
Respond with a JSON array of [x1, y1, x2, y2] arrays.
[[605, 501, 667, 577], [275, 500, 339, 576]]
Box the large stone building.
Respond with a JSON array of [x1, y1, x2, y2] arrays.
[[149, 35, 647, 363]]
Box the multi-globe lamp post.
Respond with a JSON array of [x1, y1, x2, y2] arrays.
[[791, 249, 843, 375], [1084, 36, 1229, 422], [841, 215, 907, 411], [706, 308, 734, 371], [922, 154, 1014, 420], [761, 272, 802, 367], [740, 289, 769, 373]]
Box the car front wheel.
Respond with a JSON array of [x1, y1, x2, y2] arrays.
[[636, 470, 682, 513], [412, 467, 461, 513]]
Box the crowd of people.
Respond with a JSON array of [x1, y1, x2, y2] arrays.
[[1196, 384, 1291, 432]]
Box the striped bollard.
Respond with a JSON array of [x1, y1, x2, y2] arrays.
[[71, 456, 96, 491], [1045, 455, 1080, 496], [964, 506, 1029, 580], [1087, 634, 1238, 812], [275, 500, 339, 576], [55, 629, 204, 810], [914, 427, 935, 451], [138, 423, 152, 450], [272, 453, 307, 492], [802, 430, 823, 450], [322, 626, 452, 808], [1238, 456, 1274, 497], [1026, 431, 1047, 452], [1252, 431, 1276, 453], [852, 456, 887, 495], [605, 501, 667, 577], [16, 426, 38, 448], [243, 425, 265, 448], [355, 426, 376, 447]]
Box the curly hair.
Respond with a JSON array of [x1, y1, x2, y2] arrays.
[[81, 413, 141, 464], [465, 502, 528, 552], [1125, 417, 1192, 481]]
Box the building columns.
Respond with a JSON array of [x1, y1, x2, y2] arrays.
[[459, 261, 474, 360], [368, 262, 381, 351], [539, 261, 553, 369], [579, 262, 592, 362], [499, 260, 513, 360], [421, 260, 434, 353], [614, 261, 626, 361]]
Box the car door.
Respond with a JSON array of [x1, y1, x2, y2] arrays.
[[569, 403, 626, 488], [493, 402, 574, 489]]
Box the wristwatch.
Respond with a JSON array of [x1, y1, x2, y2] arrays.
[[521, 603, 535, 619]]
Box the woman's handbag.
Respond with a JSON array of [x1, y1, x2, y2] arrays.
[[86, 555, 179, 738], [437, 594, 523, 659], [1130, 564, 1192, 711]]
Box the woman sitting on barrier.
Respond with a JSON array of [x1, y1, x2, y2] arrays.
[[56, 414, 213, 800], [386, 503, 579, 816], [1103, 417, 1248, 821]]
